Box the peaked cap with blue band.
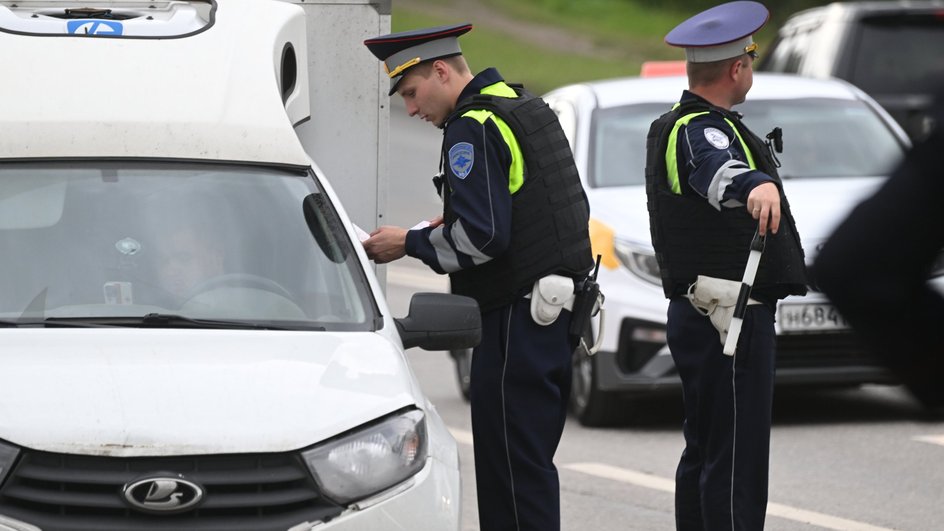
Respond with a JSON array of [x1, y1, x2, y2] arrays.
[[665, 1, 769, 63], [364, 23, 473, 95]]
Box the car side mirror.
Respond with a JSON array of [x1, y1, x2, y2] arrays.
[[395, 293, 481, 351]]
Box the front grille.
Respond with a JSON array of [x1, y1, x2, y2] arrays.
[[0, 450, 344, 531], [616, 318, 668, 373], [775, 331, 881, 369]]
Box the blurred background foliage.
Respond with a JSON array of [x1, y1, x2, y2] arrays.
[[392, 0, 844, 94]]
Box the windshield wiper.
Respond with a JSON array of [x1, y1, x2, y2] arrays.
[[0, 318, 116, 328], [135, 313, 309, 330], [1, 314, 323, 330]]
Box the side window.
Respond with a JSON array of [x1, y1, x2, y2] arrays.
[[548, 99, 578, 153], [782, 28, 811, 73], [850, 16, 944, 95], [762, 34, 791, 72], [763, 25, 814, 74]]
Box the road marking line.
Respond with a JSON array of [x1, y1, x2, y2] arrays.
[[765, 502, 894, 531], [563, 462, 894, 531], [913, 434, 944, 447], [444, 434, 897, 531], [563, 462, 674, 492]]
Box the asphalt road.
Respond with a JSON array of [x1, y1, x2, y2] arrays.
[[378, 99, 944, 531]]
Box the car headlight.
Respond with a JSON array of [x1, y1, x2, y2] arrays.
[[0, 440, 19, 487], [614, 240, 662, 286], [301, 409, 427, 505]]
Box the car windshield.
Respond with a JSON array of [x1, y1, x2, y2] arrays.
[[851, 14, 944, 95], [589, 97, 905, 188], [0, 162, 376, 330]]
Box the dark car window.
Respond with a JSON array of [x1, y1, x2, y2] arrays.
[[589, 97, 905, 188], [850, 15, 944, 95]]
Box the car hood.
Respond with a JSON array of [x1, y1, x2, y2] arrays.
[[588, 186, 652, 244], [588, 176, 884, 253], [0, 329, 420, 456], [781, 177, 884, 246]]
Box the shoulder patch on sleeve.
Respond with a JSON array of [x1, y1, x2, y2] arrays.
[[448, 142, 475, 179], [703, 127, 730, 149]]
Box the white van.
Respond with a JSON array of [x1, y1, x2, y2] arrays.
[[0, 1, 478, 529]]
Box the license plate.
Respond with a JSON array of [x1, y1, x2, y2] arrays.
[[778, 303, 850, 332]]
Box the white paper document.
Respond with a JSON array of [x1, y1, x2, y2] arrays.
[[354, 220, 431, 243], [353, 224, 370, 243]]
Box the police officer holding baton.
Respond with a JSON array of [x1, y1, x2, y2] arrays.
[[644, 2, 808, 529], [362, 24, 595, 530]]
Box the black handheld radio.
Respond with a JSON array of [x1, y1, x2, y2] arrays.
[[568, 254, 603, 344]]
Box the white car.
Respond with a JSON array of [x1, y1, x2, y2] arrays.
[[0, 1, 477, 530], [541, 73, 924, 426]]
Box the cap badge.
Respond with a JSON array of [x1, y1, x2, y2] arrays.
[[385, 57, 421, 78]]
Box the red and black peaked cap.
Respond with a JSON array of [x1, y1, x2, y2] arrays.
[[364, 23, 473, 95]]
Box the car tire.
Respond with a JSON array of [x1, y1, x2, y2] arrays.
[[451, 348, 472, 402], [571, 331, 623, 426]]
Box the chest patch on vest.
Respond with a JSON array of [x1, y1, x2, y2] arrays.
[[703, 127, 730, 149], [449, 142, 475, 179]]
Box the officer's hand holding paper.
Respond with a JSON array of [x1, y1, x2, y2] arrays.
[[361, 217, 443, 264]]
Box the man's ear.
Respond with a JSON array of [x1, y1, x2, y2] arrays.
[[432, 59, 450, 84], [729, 58, 743, 82]]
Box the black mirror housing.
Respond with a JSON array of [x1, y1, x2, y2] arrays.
[[395, 293, 481, 351]]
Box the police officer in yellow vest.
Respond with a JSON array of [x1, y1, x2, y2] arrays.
[[363, 24, 593, 530], [645, 2, 807, 529]]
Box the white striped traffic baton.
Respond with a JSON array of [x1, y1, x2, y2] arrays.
[[722, 229, 766, 356]]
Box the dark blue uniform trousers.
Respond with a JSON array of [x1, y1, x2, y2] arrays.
[[668, 298, 776, 531], [470, 297, 572, 531]]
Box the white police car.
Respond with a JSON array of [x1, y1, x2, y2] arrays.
[[0, 1, 477, 529], [542, 73, 926, 426]]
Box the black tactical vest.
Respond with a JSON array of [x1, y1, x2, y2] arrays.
[[645, 99, 808, 300], [443, 86, 593, 312]]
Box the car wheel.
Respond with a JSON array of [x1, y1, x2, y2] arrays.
[[570, 331, 622, 426], [451, 348, 472, 402]]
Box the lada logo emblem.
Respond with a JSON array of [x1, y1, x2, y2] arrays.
[[66, 20, 124, 36], [122, 475, 204, 514]]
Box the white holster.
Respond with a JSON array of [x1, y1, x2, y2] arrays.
[[528, 274, 576, 326], [687, 275, 760, 345]]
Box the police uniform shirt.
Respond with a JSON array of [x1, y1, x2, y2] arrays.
[[405, 68, 516, 274], [676, 90, 774, 209]]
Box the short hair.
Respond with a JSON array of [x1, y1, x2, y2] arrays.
[[687, 55, 742, 88], [443, 54, 470, 74], [406, 54, 470, 79]]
